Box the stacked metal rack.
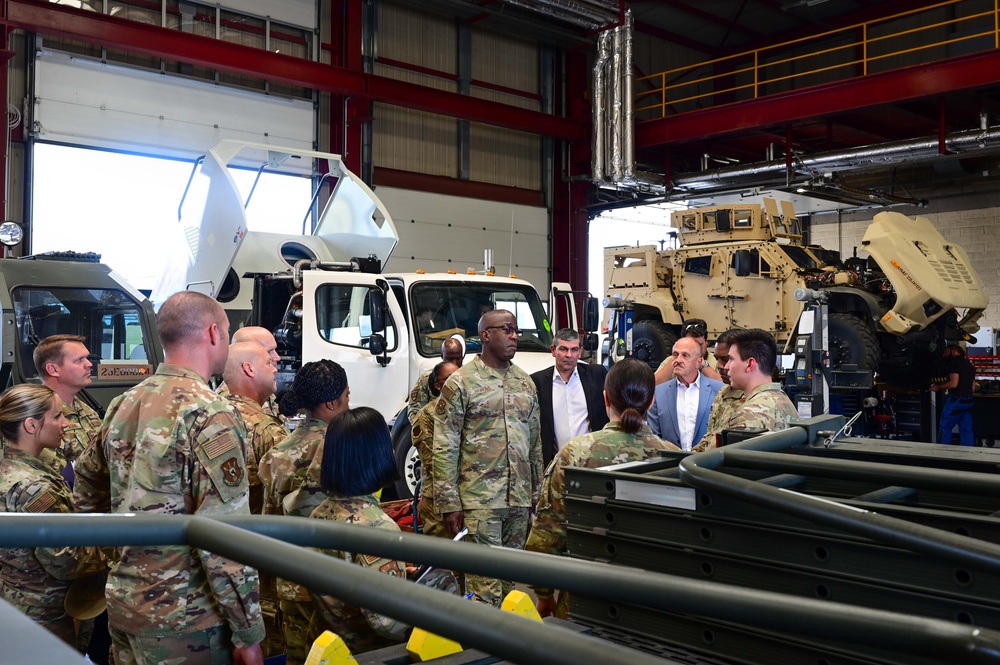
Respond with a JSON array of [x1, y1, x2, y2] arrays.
[[564, 418, 1000, 665]]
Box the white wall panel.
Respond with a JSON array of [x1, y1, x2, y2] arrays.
[[376, 186, 549, 294], [33, 50, 314, 163]]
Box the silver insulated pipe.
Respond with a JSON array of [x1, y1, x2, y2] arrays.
[[484, 249, 495, 274]]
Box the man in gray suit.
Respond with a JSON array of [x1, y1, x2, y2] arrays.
[[647, 336, 723, 451]]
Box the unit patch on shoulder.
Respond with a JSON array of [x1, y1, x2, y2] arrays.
[[435, 398, 447, 416], [25, 491, 57, 514], [220, 457, 244, 487], [203, 433, 237, 460]]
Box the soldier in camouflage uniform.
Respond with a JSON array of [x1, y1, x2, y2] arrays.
[[72, 291, 265, 665], [407, 336, 465, 424], [525, 359, 678, 618], [32, 334, 102, 475], [696, 328, 797, 451], [222, 341, 289, 514], [258, 359, 349, 665], [310, 407, 410, 652], [218, 326, 284, 422], [694, 330, 744, 452], [0, 384, 105, 645], [221, 341, 289, 659], [411, 361, 459, 538], [431, 309, 542, 606]]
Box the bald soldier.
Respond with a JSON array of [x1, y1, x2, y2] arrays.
[[431, 310, 542, 606], [222, 341, 289, 514], [220, 326, 284, 421], [73, 291, 264, 665], [408, 335, 465, 424]]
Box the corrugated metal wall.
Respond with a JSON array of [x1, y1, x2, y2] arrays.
[[373, 0, 542, 191]]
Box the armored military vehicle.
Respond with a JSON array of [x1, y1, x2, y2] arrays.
[[603, 199, 988, 387]]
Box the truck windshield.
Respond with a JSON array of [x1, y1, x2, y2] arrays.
[[13, 287, 153, 380], [410, 282, 553, 357]]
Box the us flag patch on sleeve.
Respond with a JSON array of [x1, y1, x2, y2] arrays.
[[25, 491, 56, 513]]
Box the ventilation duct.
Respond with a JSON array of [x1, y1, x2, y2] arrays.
[[494, 0, 617, 29], [591, 10, 634, 188]]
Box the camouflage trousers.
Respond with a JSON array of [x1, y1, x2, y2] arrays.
[[462, 507, 530, 607], [259, 574, 285, 659], [418, 498, 449, 539], [279, 598, 322, 665], [19, 603, 76, 646], [110, 623, 233, 665]]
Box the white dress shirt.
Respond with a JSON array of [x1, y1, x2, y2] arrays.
[[675, 373, 701, 452], [552, 366, 590, 451]]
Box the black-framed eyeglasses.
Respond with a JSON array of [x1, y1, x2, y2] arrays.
[[485, 324, 520, 336]]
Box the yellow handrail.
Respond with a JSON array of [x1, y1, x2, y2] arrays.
[[636, 0, 999, 119]]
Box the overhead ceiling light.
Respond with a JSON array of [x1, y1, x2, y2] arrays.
[[796, 187, 807, 193]]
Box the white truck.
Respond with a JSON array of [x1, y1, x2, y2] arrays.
[[153, 140, 593, 497]]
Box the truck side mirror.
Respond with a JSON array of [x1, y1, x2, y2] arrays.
[[368, 288, 386, 334], [583, 332, 598, 352], [734, 249, 752, 277], [368, 333, 386, 356], [583, 296, 600, 333]]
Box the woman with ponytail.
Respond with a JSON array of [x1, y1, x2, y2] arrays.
[[524, 358, 679, 618]]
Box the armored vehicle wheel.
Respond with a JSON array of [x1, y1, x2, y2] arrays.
[[631, 320, 678, 370], [829, 313, 879, 373]]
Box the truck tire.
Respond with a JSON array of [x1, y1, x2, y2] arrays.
[[828, 313, 879, 373], [631, 320, 678, 370], [391, 410, 418, 499]]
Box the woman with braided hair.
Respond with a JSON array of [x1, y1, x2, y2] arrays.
[[258, 359, 349, 665]]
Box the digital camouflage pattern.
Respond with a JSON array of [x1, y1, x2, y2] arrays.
[[525, 421, 679, 608], [430, 355, 542, 513], [0, 447, 105, 644], [407, 368, 432, 424], [411, 401, 446, 538], [257, 416, 329, 664], [462, 506, 530, 605], [695, 382, 797, 451], [38, 396, 101, 474], [225, 393, 289, 514], [693, 384, 745, 452], [310, 494, 410, 653], [71, 364, 264, 649]]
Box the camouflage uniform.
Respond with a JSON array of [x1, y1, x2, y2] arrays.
[[695, 382, 797, 451], [431, 355, 541, 606], [72, 364, 264, 663], [223, 394, 288, 658], [309, 494, 410, 653], [693, 384, 745, 452], [224, 393, 289, 514], [0, 447, 105, 645], [525, 422, 679, 617], [258, 417, 329, 665], [407, 368, 432, 424], [38, 396, 101, 474], [411, 401, 447, 538], [218, 381, 284, 423]]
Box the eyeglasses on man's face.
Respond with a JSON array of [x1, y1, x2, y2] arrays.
[[485, 324, 520, 337]]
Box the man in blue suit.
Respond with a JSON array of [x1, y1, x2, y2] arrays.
[[647, 336, 723, 451]]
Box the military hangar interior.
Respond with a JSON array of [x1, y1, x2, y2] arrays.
[[4, 1, 1000, 664]]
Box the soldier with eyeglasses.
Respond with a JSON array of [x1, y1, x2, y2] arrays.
[[431, 309, 542, 606], [654, 318, 722, 385]]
